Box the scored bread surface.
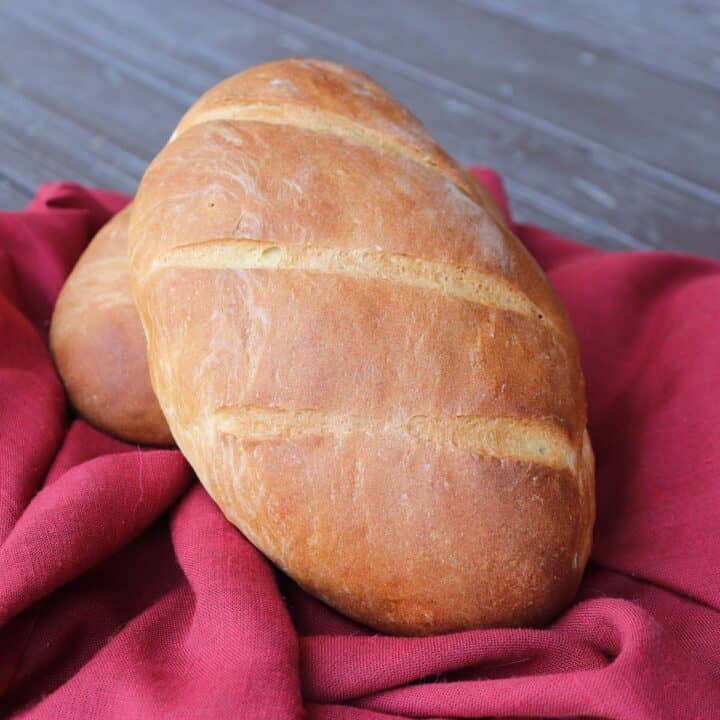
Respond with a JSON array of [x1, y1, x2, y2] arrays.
[[129, 58, 595, 634]]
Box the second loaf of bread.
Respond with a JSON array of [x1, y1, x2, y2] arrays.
[[129, 58, 595, 635], [50, 206, 172, 445]]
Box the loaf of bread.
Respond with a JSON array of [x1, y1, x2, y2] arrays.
[[129, 58, 595, 635], [50, 206, 172, 445]]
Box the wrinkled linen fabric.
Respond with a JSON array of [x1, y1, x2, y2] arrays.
[[0, 171, 718, 719]]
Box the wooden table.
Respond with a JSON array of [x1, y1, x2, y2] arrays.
[[1, 0, 718, 257]]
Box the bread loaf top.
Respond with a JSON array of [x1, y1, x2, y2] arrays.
[[129, 58, 594, 634]]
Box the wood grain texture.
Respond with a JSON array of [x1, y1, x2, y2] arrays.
[[0, 0, 717, 258], [0, 175, 32, 210], [467, 0, 720, 90], [264, 0, 720, 191]]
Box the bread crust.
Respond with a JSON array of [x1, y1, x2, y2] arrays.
[[130, 58, 594, 634], [50, 207, 173, 445]]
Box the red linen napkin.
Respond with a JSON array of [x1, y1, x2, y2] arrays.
[[0, 170, 718, 719]]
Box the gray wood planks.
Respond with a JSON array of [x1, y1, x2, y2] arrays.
[[0, 175, 32, 210], [0, 0, 717, 257], [467, 0, 720, 90], [254, 0, 720, 257], [262, 0, 720, 192]]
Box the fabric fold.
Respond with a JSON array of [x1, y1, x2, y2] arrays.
[[0, 171, 717, 719]]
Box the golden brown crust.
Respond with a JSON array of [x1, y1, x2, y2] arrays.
[[131, 119, 574, 343], [130, 58, 594, 634], [173, 58, 463, 186], [50, 207, 173, 445]]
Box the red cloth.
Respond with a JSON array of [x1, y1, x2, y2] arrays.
[[0, 172, 718, 719]]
